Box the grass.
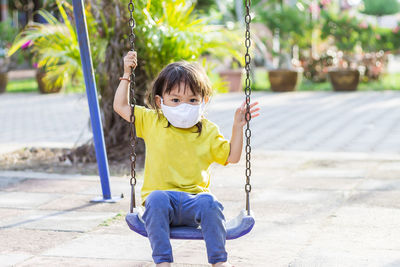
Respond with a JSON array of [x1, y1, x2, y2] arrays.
[[99, 212, 126, 227], [6, 77, 85, 93], [358, 73, 400, 91], [6, 78, 38, 93]]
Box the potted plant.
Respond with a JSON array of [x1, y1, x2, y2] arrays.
[[302, 53, 334, 83], [214, 23, 247, 92], [256, 1, 310, 92], [357, 1, 400, 82], [358, 23, 393, 82], [321, 11, 361, 91], [361, 0, 399, 25], [0, 19, 18, 94], [8, 1, 85, 94], [218, 57, 243, 92]]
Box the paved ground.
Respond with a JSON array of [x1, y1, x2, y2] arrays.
[[0, 93, 91, 154], [2, 91, 400, 154], [1, 91, 400, 266]]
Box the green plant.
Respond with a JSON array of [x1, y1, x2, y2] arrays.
[[255, 1, 312, 68], [61, 0, 244, 162], [361, 0, 400, 16], [133, 0, 243, 81], [8, 0, 105, 92], [320, 11, 361, 68], [361, 26, 397, 52], [302, 54, 334, 82], [0, 19, 18, 72], [321, 11, 360, 52], [392, 25, 400, 52]]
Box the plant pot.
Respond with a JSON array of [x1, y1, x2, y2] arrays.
[[328, 70, 360, 91], [219, 69, 243, 92], [268, 69, 299, 92], [36, 69, 63, 94], [0, 72, 7, 94]]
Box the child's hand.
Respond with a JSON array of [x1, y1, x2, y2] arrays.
[[233, 100, 260, 128], [123, 51, 137, 75]]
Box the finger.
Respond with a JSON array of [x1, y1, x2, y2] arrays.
[[249, 101, 259, 108], [251, 113, 260, 118], [243, 100, 257, 109], [250, 107, 260, 113]]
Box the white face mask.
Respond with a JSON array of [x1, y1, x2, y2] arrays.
[[160, 99, 204, 128]]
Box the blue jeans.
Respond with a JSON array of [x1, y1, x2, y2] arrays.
[[142, 190, 227, 264]]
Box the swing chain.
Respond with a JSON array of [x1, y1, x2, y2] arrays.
[[128, 0, 137, 211], [244, 0, 252, 215]]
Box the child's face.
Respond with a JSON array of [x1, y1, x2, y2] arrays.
[[156, 82, 208, 108]]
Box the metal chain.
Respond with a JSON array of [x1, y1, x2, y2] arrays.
[[125, 0, 251, 214], [244, 0, 252, 215], [128, 0, 137, 212]]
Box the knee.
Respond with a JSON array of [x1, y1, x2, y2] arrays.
[[195, 194, 225, 225], [145, 190, 171, 210], [197, 193, 223, 211]]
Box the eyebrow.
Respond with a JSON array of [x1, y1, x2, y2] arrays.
[[169, 93, 197, 97]]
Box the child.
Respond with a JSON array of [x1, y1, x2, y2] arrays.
[[113, 51, 260, 267]]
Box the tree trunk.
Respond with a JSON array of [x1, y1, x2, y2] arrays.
[[32, 0, 40, 22], [68, 0, 148, 168]]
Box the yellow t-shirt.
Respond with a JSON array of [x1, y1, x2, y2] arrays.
[[134, 106, 230, 203]]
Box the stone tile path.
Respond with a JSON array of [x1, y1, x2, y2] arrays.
[[1, 91, 400, 266], [2, 91, 400, 154]]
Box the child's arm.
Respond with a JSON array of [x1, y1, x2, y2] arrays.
[[113, 51, 137, 122], [227, 101, 260, 163]]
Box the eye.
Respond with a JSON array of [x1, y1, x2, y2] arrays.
[[172, 98, 180, 103], [190, 98, 199, 103]]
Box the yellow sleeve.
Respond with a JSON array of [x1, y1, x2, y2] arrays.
[[209, 123, 230, 166], [134, 105, 155, 139]]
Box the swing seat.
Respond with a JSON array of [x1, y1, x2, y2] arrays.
[[126, 209, 255, 240]]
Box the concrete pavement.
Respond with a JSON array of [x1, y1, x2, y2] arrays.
[[1, 91, 400, 266], [2, 91, 400, 154]]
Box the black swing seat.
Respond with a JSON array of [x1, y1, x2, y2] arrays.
[[126, 209, 255, 240]]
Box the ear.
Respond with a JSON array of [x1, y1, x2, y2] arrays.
[[204, 96, 209, 104], [155, 95, 162, 108]]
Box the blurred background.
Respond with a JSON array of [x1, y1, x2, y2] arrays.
[[1, 0, 400, 170], [1, 0, 400, 95]]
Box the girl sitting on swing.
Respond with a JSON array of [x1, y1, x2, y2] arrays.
[[113, 51, 260, 267]]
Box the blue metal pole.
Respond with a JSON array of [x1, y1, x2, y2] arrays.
[[72, 0, 112, 200]]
